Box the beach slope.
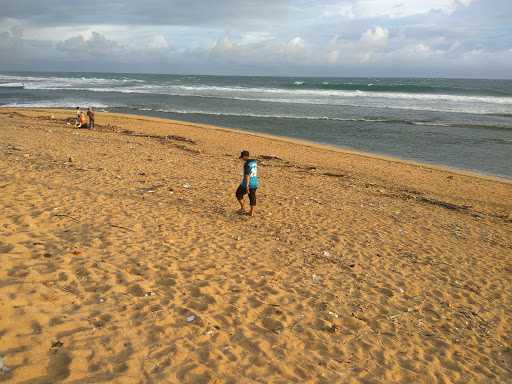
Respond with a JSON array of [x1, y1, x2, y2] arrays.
[[0, 109, 511, 383]]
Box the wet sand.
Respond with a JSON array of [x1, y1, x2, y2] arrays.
[[0, 108, 511, 383]]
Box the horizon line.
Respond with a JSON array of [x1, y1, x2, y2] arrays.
[[1, 68, 512, 81]]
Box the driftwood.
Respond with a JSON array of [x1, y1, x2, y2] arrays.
[[259, 155, 282, 161], [54, 214, 80, 223], [109, 224, 135, 232], [323, 172, 350, 179], [416, 196, 470, 212], [120, 129, 196, 144]]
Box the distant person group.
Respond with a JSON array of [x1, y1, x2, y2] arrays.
[[75, 106, 95, 129]]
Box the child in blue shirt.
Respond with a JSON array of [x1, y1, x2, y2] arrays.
[[235, 150, 259, 216]]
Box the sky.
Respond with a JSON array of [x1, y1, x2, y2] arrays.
[[1, 0, 511, 78]]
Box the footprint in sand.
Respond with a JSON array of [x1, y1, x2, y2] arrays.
[[0, 243, 14, 254]]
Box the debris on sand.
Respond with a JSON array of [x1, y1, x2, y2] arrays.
[[260, 155, 282, 161], [0, 356, 10, 375]]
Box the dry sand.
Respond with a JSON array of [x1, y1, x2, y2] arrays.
[[0, 108, 511, 383]]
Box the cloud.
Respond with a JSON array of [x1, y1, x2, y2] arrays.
[[360, 26, 389, 48], [326, 26, 390, 65], [323, 0, 474, 19], [146, 35, 171, 50], [0, 0, 511, 77], [286, 37, 306, 55], [1, 0, 292, 28], [57, 32, 126, 57], [209, 35, 238, 58], [0, 27, 54, 66]]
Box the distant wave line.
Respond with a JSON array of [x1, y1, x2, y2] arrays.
[[128, 107, 511, 130], [20, 83, 512, 106]]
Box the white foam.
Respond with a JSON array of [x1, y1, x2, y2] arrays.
[[3, 73, 512, 115], [139, 108, 512, 129], [411, 121, 452, 127], [0, 74, 145, 91], [0, 82, 24, 88], [144, 107, 396, 123], [1, 100, 112, 108], [92, 83, 512, 108], [3, 73, 511, 106]]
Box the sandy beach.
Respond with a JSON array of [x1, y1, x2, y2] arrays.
[[0, 108, 511, 383]]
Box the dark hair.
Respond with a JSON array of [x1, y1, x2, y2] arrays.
[[240, 150, 250, 158]]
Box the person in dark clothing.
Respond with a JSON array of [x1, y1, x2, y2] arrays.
[[75, 106, 81, 128], [235, 150, 259, 216], [87, 108, 95, 129]]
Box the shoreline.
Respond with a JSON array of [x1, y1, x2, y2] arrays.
[[3, 107, 512, 185]]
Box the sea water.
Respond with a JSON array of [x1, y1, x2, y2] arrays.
[[1, 71, 511, 178]]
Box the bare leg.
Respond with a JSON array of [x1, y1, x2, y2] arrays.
[[249, 205, 255, 216], [238, 198, 246, 213]]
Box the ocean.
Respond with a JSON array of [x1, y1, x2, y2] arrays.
[[1, 71, 511, 178]]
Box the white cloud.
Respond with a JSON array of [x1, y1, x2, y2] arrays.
[[324, 0, 474, 19], [360, 26, 389, 48], [207, 34, 310, 64], [147, 35, 170, 50], [57, 31, 126, 57], [209, 35, 236, 58], [326, 26, 389, 65], [286, 36, 306, 55], [239, 32, 274, 45]]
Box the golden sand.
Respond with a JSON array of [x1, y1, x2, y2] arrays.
[[0, 108, 511, 383]]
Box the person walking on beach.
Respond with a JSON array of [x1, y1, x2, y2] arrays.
[[236, 150, 259, 216], [87, 107, 95, 129]]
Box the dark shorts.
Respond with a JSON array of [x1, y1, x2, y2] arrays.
[[236, 185, 257, 206]]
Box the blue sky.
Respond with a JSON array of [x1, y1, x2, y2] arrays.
[[1, 0, 511, 77]]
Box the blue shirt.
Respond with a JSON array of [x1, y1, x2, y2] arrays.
[[241, 159, 259, 189]]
